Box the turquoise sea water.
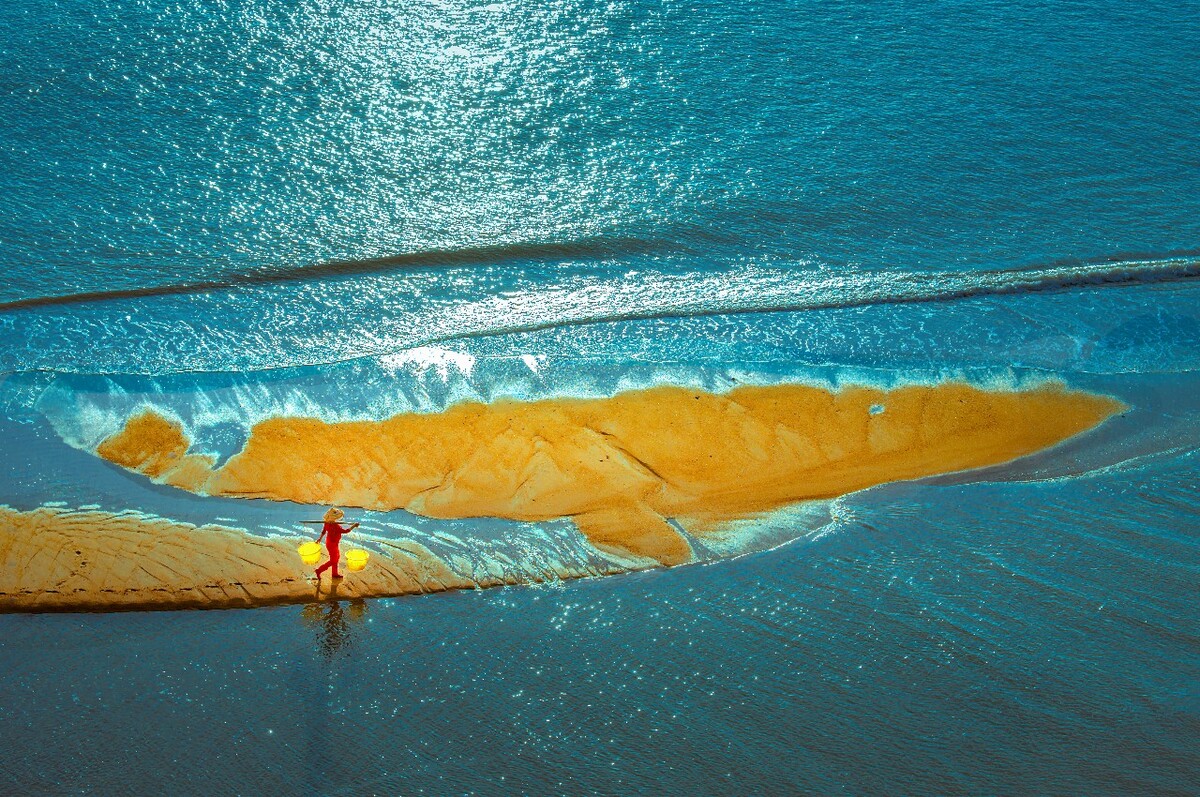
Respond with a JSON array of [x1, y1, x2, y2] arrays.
[[1, 0, 1199, 793]]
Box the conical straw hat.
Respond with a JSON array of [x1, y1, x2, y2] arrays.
[[323, 507, 344, 522]]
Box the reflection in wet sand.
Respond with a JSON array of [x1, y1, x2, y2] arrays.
[[300, 581, 367, 659]]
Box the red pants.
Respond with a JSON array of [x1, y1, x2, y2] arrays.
[[315, 542, 341, 578]]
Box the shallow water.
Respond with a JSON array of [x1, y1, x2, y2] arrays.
[[1, 0, 1198, 793], [3, 447, 1197, 794]]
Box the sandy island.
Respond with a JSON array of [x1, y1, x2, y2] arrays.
[[1, 381, 1123, 611]]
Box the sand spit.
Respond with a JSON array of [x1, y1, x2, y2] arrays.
[[93, 382, 1124, 567], [0, 506, 506, 612]]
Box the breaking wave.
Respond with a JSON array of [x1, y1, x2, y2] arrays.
[[0, 251, 1197, 376], [417, 253, 1200, 347]]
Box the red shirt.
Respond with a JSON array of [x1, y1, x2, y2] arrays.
[[323, 521, 349, 548]]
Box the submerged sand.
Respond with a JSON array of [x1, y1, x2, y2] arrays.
[[93, 381, 1124, 567]]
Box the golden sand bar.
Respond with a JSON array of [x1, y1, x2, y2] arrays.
[[94, 382, 1123, 567], [0, 506, 490, 612]]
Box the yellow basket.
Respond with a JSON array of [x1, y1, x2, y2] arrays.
[[345, 549, 370, 572], [297, 541, 322, 565]]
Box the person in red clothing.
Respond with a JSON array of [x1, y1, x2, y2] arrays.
[[314, 507, 359, 580]]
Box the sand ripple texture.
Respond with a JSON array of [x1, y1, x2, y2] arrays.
[[92, 382, 1123, 569], [0, 506, 505, 612]]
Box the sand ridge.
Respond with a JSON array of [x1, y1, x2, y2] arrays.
[[91, 381, 1124, 566], [0, 506, 493, 612]]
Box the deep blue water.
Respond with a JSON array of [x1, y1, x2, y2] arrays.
[[1, 0, 1198, 794]]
